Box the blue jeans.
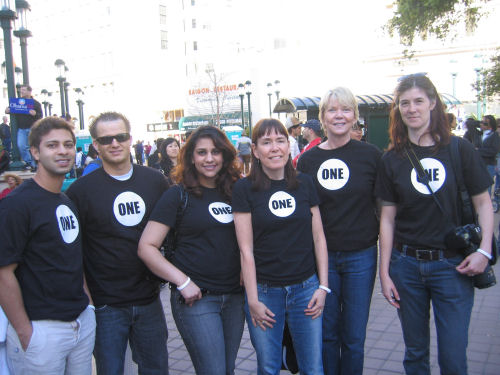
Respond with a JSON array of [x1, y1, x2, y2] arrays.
[[2, 137, 11, 153], [323, 245, 377, 375], [17, 128, 33, 167], [171, 289, 245, 375], [390, 249, 474, 375], [487, 164, 495, 195], [94, 297, 168, 375], [245, 274, 323, 375]]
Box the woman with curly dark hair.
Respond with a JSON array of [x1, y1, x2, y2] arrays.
[[138, 126, 244, 375]]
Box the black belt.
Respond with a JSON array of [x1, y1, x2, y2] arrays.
[[395, 243, 457, 261]]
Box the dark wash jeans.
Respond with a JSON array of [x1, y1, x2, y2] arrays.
[[322, 245, 377, 375], [94, 297, 168, 375], [390, 249, 474, 375], [171, 289, 245, 375]]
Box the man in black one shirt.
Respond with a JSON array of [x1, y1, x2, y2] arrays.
[[66, 111, 169, 375], [0, 117, 95, 374]]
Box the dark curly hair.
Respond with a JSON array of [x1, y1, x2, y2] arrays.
[[171, 126, 241, 202]]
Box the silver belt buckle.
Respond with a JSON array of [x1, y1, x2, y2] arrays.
[[415, 249, 431, 261]]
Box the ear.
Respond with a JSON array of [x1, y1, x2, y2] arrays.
[[251, 143, 259, 160], [92, 139, 99, 150], [30, 146, 39, 162], [429, 99, 436, 111]]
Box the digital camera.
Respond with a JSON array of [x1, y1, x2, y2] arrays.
[[445, 224, 496, 289]]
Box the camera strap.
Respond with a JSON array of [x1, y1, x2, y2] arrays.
[[404, 145, 446, 216], [448, 136, 498, 265]]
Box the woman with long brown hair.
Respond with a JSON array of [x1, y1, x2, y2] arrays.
[[138, 126, 244, 375], [376, 74, 493, 374]]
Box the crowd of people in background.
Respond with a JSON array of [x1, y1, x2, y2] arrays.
[[0, 74, 499, 375]]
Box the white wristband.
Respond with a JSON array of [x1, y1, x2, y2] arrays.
[[177, 277, 191, 291], [476, 248, 492, 260], [319, 285, 331, 294]]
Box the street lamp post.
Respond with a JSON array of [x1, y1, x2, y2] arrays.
[[451, 73, 457, 98], [274, 80, 280, 100], [0, 0, 23, 169], [41, 88, 49, 117], [14, 65, 21, 96], [474, 67, 481, 119], [75, 88, 84, 130], [238, 83, 245, 129], [64, 80, 70, 118], [267, 82, 273, 117], [55, 59, 66, 117], [245, 80, 252, 138], [274, 80, 280, 119], [13, 0, 31, 85]]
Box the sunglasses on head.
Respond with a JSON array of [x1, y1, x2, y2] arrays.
[[95, 133, 130, 145]]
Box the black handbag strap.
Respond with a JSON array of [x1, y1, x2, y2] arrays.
[[404, 146, 446, 216]]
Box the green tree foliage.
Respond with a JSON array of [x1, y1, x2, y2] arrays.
[[473, 50, 500, 100], [386, 0, 488, 46], [387, 0, 499, 98]]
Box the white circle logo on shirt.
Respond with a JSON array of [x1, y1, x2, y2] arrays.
[[317, 159, 350, 190], [113, 191, 146, 226], [410, 158, 446, 195], [268, 191, 296, 218], [209, 202, 234, 223], [56, 204, 79, 244]]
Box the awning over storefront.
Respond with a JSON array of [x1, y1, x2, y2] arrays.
[[273, 93, 461, 113]]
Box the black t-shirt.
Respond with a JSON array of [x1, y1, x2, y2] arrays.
[[232, 173, 319, 286], [297, 139, 381, 252], [375, 137, 492, 249], [0, 179, 88, 321], [150, 185, 241, 293], [66, 165, 168, 307]]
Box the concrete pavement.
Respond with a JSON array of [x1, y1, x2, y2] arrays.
[[116, 262, 500, 375]]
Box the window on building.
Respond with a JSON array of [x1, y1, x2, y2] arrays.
[[159, 5, 167, 24], [192, 19, 196, 28], [193, 41, 198, 51], [274, 38, 286, 49], [161, 31, 168, 49]]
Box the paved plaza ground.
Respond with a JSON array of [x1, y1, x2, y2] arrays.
[[116, 262, 500, 375]]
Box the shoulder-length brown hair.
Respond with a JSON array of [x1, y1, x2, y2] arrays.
[[249, 118, 298, 191], [171, 126, 241, 202], [389, 74, 450, 153]]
